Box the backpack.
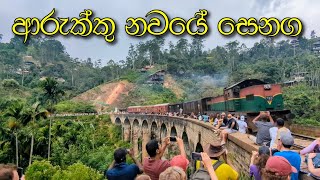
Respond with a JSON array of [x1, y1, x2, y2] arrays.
[[191, 161, 223, 180]]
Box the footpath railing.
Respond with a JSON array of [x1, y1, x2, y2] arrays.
[[49, 112, 110, 117]]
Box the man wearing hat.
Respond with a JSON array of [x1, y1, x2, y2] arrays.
[[195, 143, 238, 180], [262, 156, 297, 180], [274, 132, 301, 180]]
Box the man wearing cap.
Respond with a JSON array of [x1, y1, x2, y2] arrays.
[[195, 143, 238, 180], [106, 148, 143, 180], [262, 156, 297, 180], [274, 132, 301, 180], [237, 115, 248, 134]]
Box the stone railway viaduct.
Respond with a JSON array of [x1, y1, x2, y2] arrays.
[[110, 114, 258, 175]]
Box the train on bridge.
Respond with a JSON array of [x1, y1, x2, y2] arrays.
[[127, 79, 291, 132]]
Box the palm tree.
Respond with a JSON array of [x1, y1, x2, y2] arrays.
[[39, 77, 64, 160], [25, 102, 48, 165], [3, 101, 29, 167]]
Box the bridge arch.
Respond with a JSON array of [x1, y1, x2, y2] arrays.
[[142, 120, 149, 160], [115, 117, 121, 125], [132, 119, 140, 157], [133, 119, 139, 127], [123, 118, 131, 142], [195, 143, 203, 152], [142, 120, 148, 129], [170, 126, 177, 137], [160, 123, 167, 142], [182, 131, 190, 155], [151, 121, 158, 140]]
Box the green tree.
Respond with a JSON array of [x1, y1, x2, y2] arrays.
[[25, 102, 48, 165], [52, 162, 103, 180], [25, 160, 59, 180], [3, 101, 28, 166], [39, 77, 65, 160]]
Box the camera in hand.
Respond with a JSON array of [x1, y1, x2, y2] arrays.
[[170, 136, 176, 141], [17, 167, 23, 178], [192, 152, 202, 161]]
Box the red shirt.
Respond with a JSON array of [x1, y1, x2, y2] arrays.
[[143, 157, 170, 180]]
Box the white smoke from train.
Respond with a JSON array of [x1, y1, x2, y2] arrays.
[[174, 73, 228, 100]]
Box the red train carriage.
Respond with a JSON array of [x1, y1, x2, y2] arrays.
[[127, 103, 169, 114]]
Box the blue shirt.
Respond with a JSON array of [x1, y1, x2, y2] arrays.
[[202, 115, 209, 122], [274, 151, 301, 180], [106, 162, 140, 180]]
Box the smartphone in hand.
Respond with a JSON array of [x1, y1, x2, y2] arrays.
[[191, 152, 202, 161], [170, 136, 176, 142], [17, 167, 23, 178]]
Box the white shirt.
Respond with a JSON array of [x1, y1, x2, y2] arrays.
[[269, 127, 278, 148], [237, 120, 248, 134]]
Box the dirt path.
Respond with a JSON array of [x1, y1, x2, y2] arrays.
[[105, 82, 125, 105]]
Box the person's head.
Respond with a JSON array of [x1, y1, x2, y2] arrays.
[[258, 146, 271, 156], [204, 143, 226, 160], [227, 114, 232, 120], [260, 113, 269, 122], [0, 164, 19, 180], [278, 132, 294, 149], [261, 156, 297, 180], [216, 113, 220, 118], [276, 118, 285, 127], [146, 139, 160, 158], [135, 174, 151, 180], [159, 166, 186, 180], [240, 115, 245, 121], [221, 112, 226, 118], [170, 155, 189, 172], [114, 148, 127, 164], [254, 146, 271, 173]]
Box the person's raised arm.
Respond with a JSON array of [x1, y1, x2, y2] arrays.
[[108, 160, 115, 170], [308, 153, 320, 176], [266, 111, 274, 124], [201, 152, 218, 180], [159, 137, 170, 158], [176, 137, 186, 158], [250, 151, 258, 166], [230, 121, 235, 129], [128, 148, 144, 172], [300, 139, 319, 155], [252, 113, 261, 124]]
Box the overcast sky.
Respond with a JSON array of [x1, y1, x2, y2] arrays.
[[0, 0, 319, 65]]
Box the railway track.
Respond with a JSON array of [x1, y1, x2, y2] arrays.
[[292, 133, 316, 150]]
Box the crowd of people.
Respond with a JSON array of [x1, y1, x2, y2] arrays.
[[169, 110, 320, 179], [247, 112, 320, 180], [106, 137, 238, 180]]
